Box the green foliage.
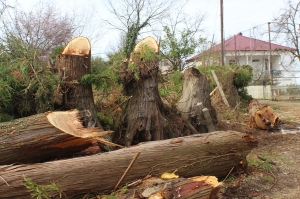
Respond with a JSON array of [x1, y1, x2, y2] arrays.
[[23, 174, 63, 199], [221, 110, 235, 120], [158, 71, 183, 102], [0, 37, 61, 121], [160, 26, 206, 71], [97, 111, 114, 127], [234, 65, 253, 88], [50, 46, 64, 61], [100, 186, 128, 199], [81, 57, 120, 92], [198, 65, 253, 103], [238, 88, 253, 103], [123, 21, 149, 58], [129, 43, 160, 81]]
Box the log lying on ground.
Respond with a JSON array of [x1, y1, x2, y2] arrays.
[[117, 176, 222, 199], [0, 130, 257, 198], [248, 100, 279, 130], [0, 109, 116, 165]]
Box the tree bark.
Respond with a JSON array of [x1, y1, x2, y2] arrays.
[[0, 110, 113, 165], [115, 37, 168, 146], [177, 67, 218, 133], [56, 36, 101, 128], [0, 130, 257, 198], [118, 176, 222, 199]]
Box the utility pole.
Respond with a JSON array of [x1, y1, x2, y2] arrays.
[[220, 0, 225, 66], [268, 22, 273, 85]]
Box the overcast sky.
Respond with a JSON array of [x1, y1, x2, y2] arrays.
[[6, 0, 294, 58]]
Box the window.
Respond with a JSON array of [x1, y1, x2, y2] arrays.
[[264, 59, 268, 70], [252, 59, 260, 62], [229, 59, 236, 65]]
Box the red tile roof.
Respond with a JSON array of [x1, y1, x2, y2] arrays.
[[187, 32, 296, 62]]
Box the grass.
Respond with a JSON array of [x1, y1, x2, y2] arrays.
[[221, 110, 235, 120]]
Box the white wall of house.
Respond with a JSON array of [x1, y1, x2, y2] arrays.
[[246, 85, 272, 99]]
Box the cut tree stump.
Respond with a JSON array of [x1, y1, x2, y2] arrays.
[[0, 109, 115, 165], [56, 36, 101, 128], [177, 67, 218, 133], [116, 37, 167, 146], [0, 130, 257, 198]]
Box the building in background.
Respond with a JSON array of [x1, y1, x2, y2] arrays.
[[186, 32, 299, 86]]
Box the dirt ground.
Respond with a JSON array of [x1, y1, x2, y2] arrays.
[[218, 99, 300, 199]]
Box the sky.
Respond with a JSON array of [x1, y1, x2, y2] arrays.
[[5, 0, 293, 58]]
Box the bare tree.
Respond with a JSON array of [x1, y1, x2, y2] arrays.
[[0, 0, 12, 18], [1, 1, 75, 60], [273, 1, 300, 59], [103, 0, 178, 58], [160, 3, 207, 71]]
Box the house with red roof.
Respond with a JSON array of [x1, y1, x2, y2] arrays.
[[186, 32, 299, 86]]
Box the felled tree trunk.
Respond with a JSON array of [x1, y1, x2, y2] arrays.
[[0, 109, 114, 165], [177, 67, 218, 133], [116, 37, 167, 146], [0, 131, 257, 198], [119, 176, 222, 199], [56, 36, 101, 128], [248, 100, 279, 130]]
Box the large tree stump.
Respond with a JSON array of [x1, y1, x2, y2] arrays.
[[0, 130, 257, 198], [177, 67, 218, 133], [0, 110, 114, 165], [116, 37, 168, 146], [56, 36, 101, 128]]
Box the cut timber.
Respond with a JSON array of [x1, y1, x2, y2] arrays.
[[177, 67, 217, 133], [0, 131, 257, 198], [0, 109, 115, 165], [248, 100, 279, 130], [119, 176, 222, 199]]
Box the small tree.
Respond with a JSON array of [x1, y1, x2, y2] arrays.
[[160, 9, 206, 71], [160, 26, 206, 71]]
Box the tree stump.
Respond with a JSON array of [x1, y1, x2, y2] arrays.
[[116, 37, 168, 146], [177, 67, 218, 133], [56, 36, 101, 128]]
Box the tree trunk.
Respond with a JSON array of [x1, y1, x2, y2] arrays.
[[248, 100, 279, 130], [177, 67, 218, 133], [115, 37, 167, 146], [56, 36, 101, 128], [0, 131, 257, 198], [0, 110, 114, 165], [118, 176, 222, 199]]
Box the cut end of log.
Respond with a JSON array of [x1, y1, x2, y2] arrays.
[[62, 36, 91, 56], [248, 100, 279, 130], [133, 36, 159, 53]]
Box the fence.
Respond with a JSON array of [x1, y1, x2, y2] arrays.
[[246, 85, 300, 100]]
